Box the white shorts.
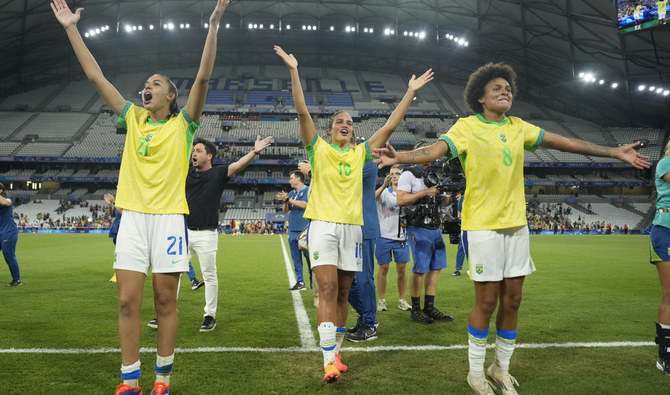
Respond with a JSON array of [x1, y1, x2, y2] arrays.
[[634, 12, 641, 20], [307, 220, 362, 272], [660, 11, 666, 19], [114, 210, 188, 275], [464, 225, 535, 282]]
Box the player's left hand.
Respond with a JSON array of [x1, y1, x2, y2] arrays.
[[612, 141, 651, 169], [254, 135, 273, 153]]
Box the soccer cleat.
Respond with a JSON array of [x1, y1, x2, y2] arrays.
[[377, 298, 387, 311], [335, 353, 348, 372], [323, 361, 340, 383], [191, 279, 204, 291], [398, 299, 412, 311], [657, 356, 670, 375], [410, 307, 434, 324], [467, 371, 496, 395], [6, 280, 22, 287], [147, 318, 158, 329], [347, 316, 364, 333], [424, 307, 454, 322], [115, 383, 142, 395], [452, 270, 461, 276], [150, 381, 169, 395], [347, 325, 378, 342], [487, 362, 519, 395], [288, 282, 306, 291], [200, 315, 216, 332]]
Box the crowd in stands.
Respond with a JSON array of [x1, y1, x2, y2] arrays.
[[526, 196, 631, 234]]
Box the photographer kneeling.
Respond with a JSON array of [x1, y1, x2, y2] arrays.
[[397, 142, 454, 324]]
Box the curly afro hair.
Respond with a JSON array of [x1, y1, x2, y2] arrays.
[[463, 62, 517, 114]]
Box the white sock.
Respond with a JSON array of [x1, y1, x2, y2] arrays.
[[318, 322, 336, 368], [155, 353, 174, 385], [121, 360, 141, 387], [334, 327, 346, 354], [494, 328, 517, 371], [468, 324, 488, 373]]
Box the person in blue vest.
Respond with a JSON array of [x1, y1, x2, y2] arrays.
[[0, 183, 21, 287], [277, 170, 311, 291]]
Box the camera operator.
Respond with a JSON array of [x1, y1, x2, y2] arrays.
[[397, 142, 454, 324]]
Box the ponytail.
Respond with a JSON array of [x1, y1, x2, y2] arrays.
[[158, 74, 179, 119]]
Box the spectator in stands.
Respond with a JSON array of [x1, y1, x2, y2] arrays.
[[185, 136, 271, 332], [650, 140, 670, 375], [276, 170, 311, 292], [373, 62, 650, 394], [275, 45, 433, 383], [374, 165, 412, 310], [52, 0, 230, 393], [0, 183, 21, 287]]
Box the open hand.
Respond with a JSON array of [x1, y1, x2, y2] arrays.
[[210, 0, 231, 24], [373, 143, 399, 169], [408, 69, 434, 92], [254, 135, 273, 153], [50, 0, 82, 29], [613, 141, 651, 170], [274, 46, 298, 70]]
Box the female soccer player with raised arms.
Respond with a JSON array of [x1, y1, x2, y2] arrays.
[[274, 45, 433, 383], [373, 62, 650, 395], [51, 0, 231, 394]]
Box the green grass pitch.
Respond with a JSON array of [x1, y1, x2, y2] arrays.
[[0, 233, 667, 394]]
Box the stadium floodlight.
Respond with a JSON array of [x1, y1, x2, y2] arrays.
[[302, 25, 306, 30], [351, 27, 355, 32], [369, 28, 374, 33], [419, 31, 425, 39], [578, 72, 585, 78], [259, 24, 263, 29], [649, 86, 656, 91], [125, 25, 132, 32], [638, 85, 645, 90], [657, 88, 664, 93], [203, 23, 208, 29], [664, 90, 670, 96], [179, 24, 184, 29], [95, 28, 101, 34], [364, 27, 368, 33], [599, 79, 605, 85], [248, 23, 253, 29], [185, 23, 190, 29], [464, 41, 469, 46], [253, 24, 258, 29], [150, 24, 155, 30], [270, 24, 274, 29], [611, 82, 618, 88], [84, 32, 90, 37], [133, 25, 138, 31], [312, 25, 317, 30], [384, 28, 390, 35], [390, 29, 395, 34], [403, 31, 408, 36], [225, 23, 230, 28], [286, 24, 291, 30], [330, 26, 334, 31], [345, 26, 351, 32], [168, 23, 174, 30]]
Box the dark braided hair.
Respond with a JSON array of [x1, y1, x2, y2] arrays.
[[157, 74, 179, 119]]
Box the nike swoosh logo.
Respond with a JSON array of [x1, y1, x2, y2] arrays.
[[476, 130, 490, 136], [171, 259, 183, 265]]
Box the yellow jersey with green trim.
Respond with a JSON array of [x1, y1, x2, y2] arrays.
[[439, 114, 544, 230], [304, 136, 372, 225], [659, 1, 667, 12], [115, 101, 198, 214]]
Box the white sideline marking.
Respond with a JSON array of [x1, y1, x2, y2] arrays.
[[278, 234, 316, 349], [0, 341, 655, 354]]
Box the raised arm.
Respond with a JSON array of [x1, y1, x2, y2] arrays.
[[540, 132, 650, 169], [274, 46, 317, 146], [227, 135, 273, 177], [376, 174, 391, 200], [373, 140, 449, 169], [51, 0, 125, 115], [367, 69, 434, 149], [184, 0, 230, 123]]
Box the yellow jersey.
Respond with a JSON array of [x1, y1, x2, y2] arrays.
[[115, 101, 198, 214], [303, 136, 372, 225], [439, 114, 544, 230]]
